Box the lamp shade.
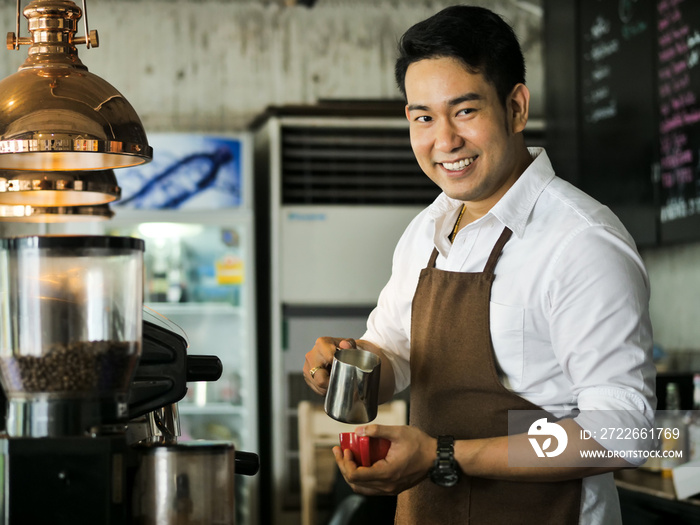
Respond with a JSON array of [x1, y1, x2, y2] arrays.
[[0, 0, 152, 171], [0, 203, 114, 222], [0, 169, 121, 206]]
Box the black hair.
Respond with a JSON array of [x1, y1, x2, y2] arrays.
[[395, 5, 526, 107]]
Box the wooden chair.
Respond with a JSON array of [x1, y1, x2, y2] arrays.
[[297, 399, 407, 525]]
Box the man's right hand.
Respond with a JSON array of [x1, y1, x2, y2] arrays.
[[303, 337, 357, 395]]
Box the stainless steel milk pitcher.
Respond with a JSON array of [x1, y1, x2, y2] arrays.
[[324, 348, 381, 424]]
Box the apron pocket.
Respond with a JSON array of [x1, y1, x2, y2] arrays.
[[489, 301, 524, 390]]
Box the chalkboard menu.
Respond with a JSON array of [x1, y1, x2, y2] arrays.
[[546, 0, 700, 245], [656, 0, 700, 243], [578, 0, 658, 245]]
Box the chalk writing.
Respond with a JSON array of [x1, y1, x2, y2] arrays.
[[582, 12, 620, 124], [591, 16, 611, 39], [689, 49, 699, 68], [590, 39, 620, 61], [689, 30, 700, 48], [578, 0, 656, 215], [657, 0, 700, 222], [591, 65, 612, 81], [586, 86, 611, 105], [660, 196, 700, 222], [581, 2, 652, 127], [588, 101, 618, 123], [623, 20, 648, 39]]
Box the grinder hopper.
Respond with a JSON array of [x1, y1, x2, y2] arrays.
[[0, 235, 144, 437]]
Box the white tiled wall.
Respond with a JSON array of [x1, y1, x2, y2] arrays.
[[642, 242, 700, 354]]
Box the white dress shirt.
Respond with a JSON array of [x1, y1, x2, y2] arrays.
[[362, 148, 656, 525]]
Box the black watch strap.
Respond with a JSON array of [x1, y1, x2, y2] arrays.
[[429, 435, 460, 487]]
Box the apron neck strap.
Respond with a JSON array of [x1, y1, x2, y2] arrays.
[[427, 246, 440, 268], [484, 227, 513, 274]]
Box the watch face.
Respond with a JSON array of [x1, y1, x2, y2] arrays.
[[430, 462, 460, 487]]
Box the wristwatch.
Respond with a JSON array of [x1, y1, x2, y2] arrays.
[[429, 435, 460, 487]]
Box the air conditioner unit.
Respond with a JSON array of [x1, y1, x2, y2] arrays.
[[265, 113, 437, 305]]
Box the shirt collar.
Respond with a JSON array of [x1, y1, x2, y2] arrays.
[[427, 147, 555, 242], [489, 147, 555, 238]]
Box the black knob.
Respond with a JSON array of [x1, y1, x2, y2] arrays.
[[186, 355, 223, 383], [235, 451, 260, 476]]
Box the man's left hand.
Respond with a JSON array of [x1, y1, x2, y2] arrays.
[[333, 424, 436, 496]]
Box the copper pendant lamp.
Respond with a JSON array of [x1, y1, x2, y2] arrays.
[[0, 169, 121, 206], [0, 203, 114, 222], [0, 0, 152, 171]]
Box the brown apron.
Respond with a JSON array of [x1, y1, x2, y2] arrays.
[[395, 226, 582, 525]]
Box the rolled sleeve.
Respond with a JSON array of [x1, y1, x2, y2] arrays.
[[548, 225, 656, 463]]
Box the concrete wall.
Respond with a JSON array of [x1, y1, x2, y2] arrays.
[[0, 0, 545, 130], [0, 0, 699, 356]]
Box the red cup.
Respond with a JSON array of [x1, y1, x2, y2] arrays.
[[339, 432, 361, 462], [339, 432, 391, 467]]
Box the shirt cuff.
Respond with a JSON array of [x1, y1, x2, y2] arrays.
[[575, 388, 656, 466]]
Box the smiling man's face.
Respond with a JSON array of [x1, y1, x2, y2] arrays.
[[405, 56, 531, 217]]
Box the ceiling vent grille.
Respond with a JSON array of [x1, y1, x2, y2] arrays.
[[280, 125, 440, 205]]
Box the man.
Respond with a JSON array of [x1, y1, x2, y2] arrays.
[[303, 5, 656, 524]]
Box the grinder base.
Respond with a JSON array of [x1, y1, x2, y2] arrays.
[[0, 435, 130, 524]]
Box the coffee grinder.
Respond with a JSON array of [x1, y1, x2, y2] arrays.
[[0, 235, 144, 523], [0, 235, 259, 524]]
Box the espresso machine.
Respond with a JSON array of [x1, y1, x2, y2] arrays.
[[0, 235, 259, 524]]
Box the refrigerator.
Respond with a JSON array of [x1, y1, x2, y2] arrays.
[[54, 132, 260, 525]]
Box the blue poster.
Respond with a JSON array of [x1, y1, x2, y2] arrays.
[[114, 134, 243, 210]]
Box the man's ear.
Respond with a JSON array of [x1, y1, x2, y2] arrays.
[[509, 83, 530, 134]]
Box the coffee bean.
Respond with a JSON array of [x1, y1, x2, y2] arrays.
[[0, 341, 138, 393]]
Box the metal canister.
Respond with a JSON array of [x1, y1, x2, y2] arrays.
[[324, 348, 381, 424], [131, 441, 237, 525]]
